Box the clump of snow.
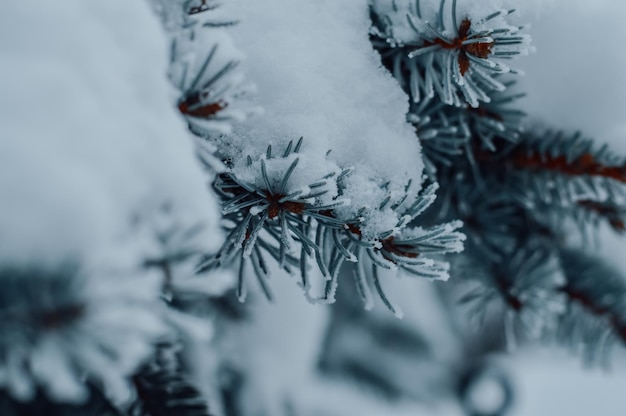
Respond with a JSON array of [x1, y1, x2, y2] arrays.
[[332, 172, 407, 239], [0, 0, 221, 270], [217, 0, 424, 236]]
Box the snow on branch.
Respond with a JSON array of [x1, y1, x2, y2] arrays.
[[311, 182, 465, 315], [197, 139, 347, 302]]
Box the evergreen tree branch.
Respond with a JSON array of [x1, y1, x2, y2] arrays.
[[371, 0, 530, 107], [576, 200, 626, 233], [131, 342, 214, 416], [556, 250, 626, 359]]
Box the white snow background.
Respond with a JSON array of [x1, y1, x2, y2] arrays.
[[0, 1, 222, 272], [1, 0, 626, 414]]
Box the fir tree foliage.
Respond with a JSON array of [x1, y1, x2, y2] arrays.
[[197, 138, 465, 312], [407, 80, 525, 176], [170, 29, 252, 136], [458, 242, 566, 346], [556, 249, 626, 363], [172, 0, 466, 313], [156, 0, 626, 385], [371, 0, 531, 107], [156, 0, 255, 135], [431, 126, 626, 350], [369, 0, 626, 352], [316, 181, 465, 314], [0, 262, 171, 405], [493, 130, 626, 207], [130, 342, 214, 416], [5, 0, 626, 414], [196, 138, 348, 302]]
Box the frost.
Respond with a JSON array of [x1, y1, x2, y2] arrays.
[[372, 0, 531, 107]]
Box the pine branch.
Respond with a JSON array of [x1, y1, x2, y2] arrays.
[[196, 138, 346, 301], [0, 263, 172, 406], [559, 287, 626, 344], [370, 0, 626, 364], [196, 139, 465, 314], [407, 96, 470, 176], [167, 17, 253, 137], [407, 85, 525, 177], [142, 211, 209, 299], [371, 0, 530, 107], [509, 140, 626, 183], [174, 41, 239, 132], [458, 242, 565, 344], [131, 342, 214, 416], [310, 182, 465, 312], [577, 199, 626, 233], [556, 249, 626, 360], [465, 81, 526, 149], [467, 131, 626, 211]]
